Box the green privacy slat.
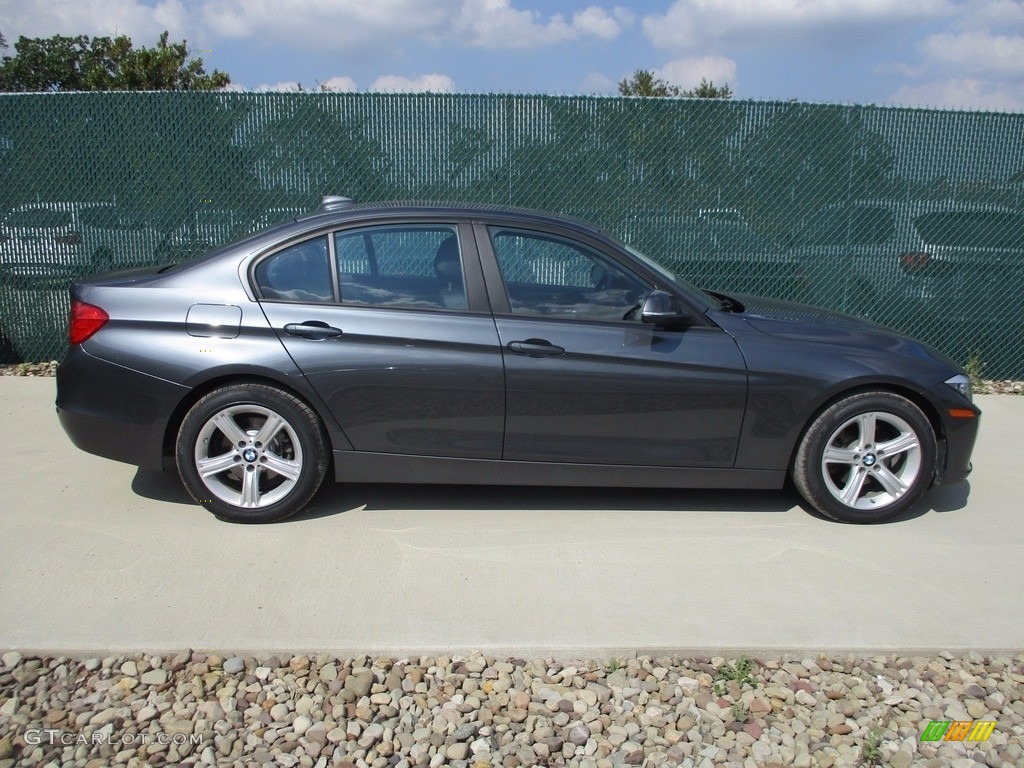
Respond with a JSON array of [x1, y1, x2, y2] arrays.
[[0, 92, 1022, 376]]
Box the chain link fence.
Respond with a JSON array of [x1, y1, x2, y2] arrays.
[[1, 92, 1023, 376]]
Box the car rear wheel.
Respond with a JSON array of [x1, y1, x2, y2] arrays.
[[176, 384, 329, 523], [792, 391, 937, 523]]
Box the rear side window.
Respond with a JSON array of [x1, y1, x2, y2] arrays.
[[255, 236, 334, 303], [914, 211, 1024, 249], [333, 225, 466, 310]]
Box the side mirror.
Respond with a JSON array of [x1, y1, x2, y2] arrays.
[[640, 290, 691, 327]]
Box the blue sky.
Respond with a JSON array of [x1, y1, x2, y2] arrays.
[[2, 0, 1023, 110]]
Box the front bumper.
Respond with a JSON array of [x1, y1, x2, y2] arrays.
[[925, 383, 981, 487]]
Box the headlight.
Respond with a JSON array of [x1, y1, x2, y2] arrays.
[[945, 373, 972, 403]]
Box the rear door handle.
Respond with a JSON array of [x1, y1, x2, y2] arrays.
[[284, 321, 343, 340], [507, 338, 565, 358]]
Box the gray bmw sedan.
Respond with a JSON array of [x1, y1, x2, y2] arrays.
[[57, 197, 980, 523]]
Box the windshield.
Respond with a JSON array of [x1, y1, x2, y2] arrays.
[[620, 241, 717, 311]]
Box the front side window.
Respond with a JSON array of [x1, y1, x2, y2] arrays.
[[489, 227, 650, 322], [334, 225, 466, 310], [255, 236, 334, 303]]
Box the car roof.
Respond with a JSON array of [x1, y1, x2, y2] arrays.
[[155, 199, 624, 286], [292, 198, 606, 235]]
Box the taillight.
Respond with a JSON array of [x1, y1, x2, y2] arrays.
[[69, 299, 109, 344], [899, 251, 931, 272]]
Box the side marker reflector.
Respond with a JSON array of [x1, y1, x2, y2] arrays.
[[948, 408, 977, 419]]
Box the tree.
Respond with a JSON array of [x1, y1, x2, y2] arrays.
[[618, 70, 732, 99], [619, 70, 680, 98], [0, 31, 229, 91], [684, 78, 732, 99]]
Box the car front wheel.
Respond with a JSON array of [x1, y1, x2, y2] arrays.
[[176, 384, 329, 523], [792, 391, 937, 523]]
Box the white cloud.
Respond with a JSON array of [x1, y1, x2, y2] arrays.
[[884, 1, 1024, 110], [955, 0, 1024, 29], [572, 6, 624, 41], [2, 1, 634, 66], [889, 78, 1024, 111], [255, 81, 305, 92], [582, 71, 617, 93], [370, 74, 456, 93], [920, 29, 1024, 77], [0, 0, 189, 42], [196, 0, 626, 52], [453, 0, 628, 48], [658, 56, 737, 92], [643, 0, 953, 50], [200, 0, 449, 49], [320, 76, 358, 92]]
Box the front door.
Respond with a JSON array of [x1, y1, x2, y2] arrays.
[[480, 224, 748, 466]]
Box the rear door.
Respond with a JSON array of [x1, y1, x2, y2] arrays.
[[256, 220, 505, 459]]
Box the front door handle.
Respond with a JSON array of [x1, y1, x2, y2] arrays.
[[507, 338, 565, 358], [284, 321, 343, 340]]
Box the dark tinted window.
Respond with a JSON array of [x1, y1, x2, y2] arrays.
[[849, 206, 895, 245], [489, 227, 650, 321], [796, 205, 894, 246], [333, 225, 466, 310], [914, 211, 1024, 249], [255, 236, 334, 303], [690, 223, 775, 251], [4, 207, 74, 229], [80, 207, 165, 230]]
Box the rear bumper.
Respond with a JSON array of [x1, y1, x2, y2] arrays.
[[56, 346, 189, 470]]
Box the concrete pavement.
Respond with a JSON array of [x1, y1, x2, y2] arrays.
[[1, 376, 1021, 657]]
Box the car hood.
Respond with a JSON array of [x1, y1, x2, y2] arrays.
[[727, 293, 941, 353], [723, 292, 964, 380], [733, 294, 886, 331]]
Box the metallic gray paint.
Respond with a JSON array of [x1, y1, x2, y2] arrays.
[[56, 201, 981, 502]]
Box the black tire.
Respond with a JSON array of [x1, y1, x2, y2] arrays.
[[176, 384, 329, 523], [792, 391, 937, 523]]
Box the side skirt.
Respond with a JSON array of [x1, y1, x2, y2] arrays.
[[333, 451, 785, 489]]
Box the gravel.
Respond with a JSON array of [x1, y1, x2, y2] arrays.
[[1, 651, 1021, 767], [0, 361, 59, 377], [0, 366, 1019, 767]]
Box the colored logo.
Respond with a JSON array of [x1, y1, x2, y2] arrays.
[[921, 720, 996, 741]]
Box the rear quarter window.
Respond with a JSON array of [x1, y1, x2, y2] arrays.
[[255, 236, 334, 303]]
